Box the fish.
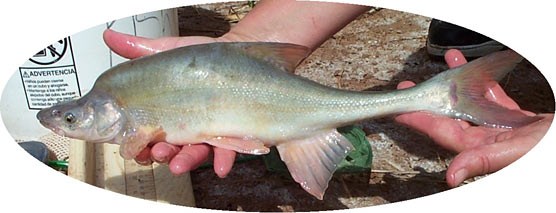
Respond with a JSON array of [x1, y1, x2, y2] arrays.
[[36, 42, 539, 200]]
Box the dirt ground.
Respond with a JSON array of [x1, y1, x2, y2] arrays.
[[177, 2, 554, 211]]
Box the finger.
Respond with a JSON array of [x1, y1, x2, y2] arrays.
[[103, 29, 160, 58], [395, 112, 470, 151], [168, 144, 211, 175], [212, 147, 237, 178], [484, 83, 522, 110], [134, 146, 153, 165], [444, 49, 467, 68], [396, 80, 416, 89], [445, 137, 537, 187], [150, 142, 181, 163], [483, 79, 535, 116]]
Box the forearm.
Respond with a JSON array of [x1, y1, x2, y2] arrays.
[[226, 0, 370, 50]]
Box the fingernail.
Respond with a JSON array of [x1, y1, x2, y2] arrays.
[[153, 156, 169, 164], [135, 159, 152, 165], [454, 169, 468, 186]]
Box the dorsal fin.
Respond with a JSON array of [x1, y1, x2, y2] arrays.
[[232, 42, 311, 73]]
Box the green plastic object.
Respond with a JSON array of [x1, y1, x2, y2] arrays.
[[263, 125, 373, 173], [47, 160, 69, 170]]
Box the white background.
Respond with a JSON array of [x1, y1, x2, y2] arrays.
[[0, 0, 554, 212]]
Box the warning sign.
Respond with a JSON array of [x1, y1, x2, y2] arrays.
[[19, 37, 81, 110], [29, 38, 69, 65], [20, 66, 81, 109]]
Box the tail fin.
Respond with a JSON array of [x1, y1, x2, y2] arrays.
[[446, 50, 541, 128]]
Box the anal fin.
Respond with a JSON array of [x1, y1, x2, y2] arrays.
[[276, 129, 354, 200], [203, 136, 270, 155]]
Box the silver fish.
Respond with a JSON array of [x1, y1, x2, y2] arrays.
[[37, 42, 538, 199]]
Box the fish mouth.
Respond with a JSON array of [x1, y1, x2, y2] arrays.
[[39, 120, 66, 137]]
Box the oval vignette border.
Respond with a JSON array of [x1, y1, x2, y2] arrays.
[[0, 0, 554, 213]]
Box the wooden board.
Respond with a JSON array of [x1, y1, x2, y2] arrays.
[[68, 140, 195, 207]]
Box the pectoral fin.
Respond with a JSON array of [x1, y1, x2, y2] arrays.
[[119, 126, 164, 160], [276, 129, 354, 200], [203, 136, 270, 155]]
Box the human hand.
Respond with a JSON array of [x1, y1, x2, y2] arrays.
[[395, 49, 553, 187]]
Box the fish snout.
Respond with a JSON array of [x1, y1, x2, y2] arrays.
[[36, 109, 48, 122], [36, 110, 66, 137], [36, 108, 60, 128]]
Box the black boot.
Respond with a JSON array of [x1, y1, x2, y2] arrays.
[[426, 19, 505, 58]]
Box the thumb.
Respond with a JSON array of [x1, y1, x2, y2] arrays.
[[445, 140, 528, 187], [103, 29, 164, 59], [103, 29, 221, 59]]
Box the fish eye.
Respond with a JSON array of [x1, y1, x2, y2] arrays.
[[64, 113, 76, 124]]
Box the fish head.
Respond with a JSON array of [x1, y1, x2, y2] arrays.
[[37, 99, 95, 139], [36, 93, 125, 143]]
